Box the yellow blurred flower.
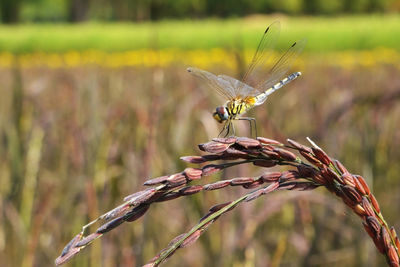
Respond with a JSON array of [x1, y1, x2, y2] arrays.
[[0, 48, 399, 70]]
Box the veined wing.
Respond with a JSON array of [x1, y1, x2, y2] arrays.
[[235, 21, 281, 97], [255, 38, 307, 92], [217, 74, 255, 98], [187, 67, 235, 100]]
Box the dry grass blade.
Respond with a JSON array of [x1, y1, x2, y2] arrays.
[[55, 136, 400, 267]]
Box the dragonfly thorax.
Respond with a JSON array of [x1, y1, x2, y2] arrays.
[[213, 106, 229, 123]]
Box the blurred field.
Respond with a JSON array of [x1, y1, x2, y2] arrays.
[[1, 16, 400, 267], [1, 15, 400, 52]]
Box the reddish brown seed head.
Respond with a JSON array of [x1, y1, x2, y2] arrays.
[[287, 138, 312, 153], [199, 141, 231, 154], [236, 137, 261, 148], [273, 148, 297, 161], [257, 137, 282, 145], [312, 147, 332, 165], [261, 172, 282, 182], [184, 168, 203, 180]]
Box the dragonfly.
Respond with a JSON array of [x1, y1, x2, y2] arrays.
[[187, 21, 306, 137]]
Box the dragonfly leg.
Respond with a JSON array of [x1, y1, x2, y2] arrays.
[[230, 121, 236, 137], [225, 122, 230, 137], [218, 122, 227, 137], [238, 117, 257, 138], [218, 120, 237, 137]]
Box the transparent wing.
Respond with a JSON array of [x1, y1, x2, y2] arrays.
[[187, 67, 235, 100], [255, 38, 307, 92], [235, 21, 281, 97], [217, 74, 256, 98]]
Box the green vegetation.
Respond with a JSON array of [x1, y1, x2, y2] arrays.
[[1, 15, 400, 53], [1, 0, 396, 23]]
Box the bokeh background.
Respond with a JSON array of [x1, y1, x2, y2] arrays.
[[1, 1, 400, 266]]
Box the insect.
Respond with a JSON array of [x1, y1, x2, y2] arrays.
[[187, 21, 306, 137]]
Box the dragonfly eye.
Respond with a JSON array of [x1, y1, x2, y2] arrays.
[[213, 112, 222, 123], [213, 107, 228, 123]]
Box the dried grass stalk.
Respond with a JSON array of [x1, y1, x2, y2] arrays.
[[55, 136, 400, 267]]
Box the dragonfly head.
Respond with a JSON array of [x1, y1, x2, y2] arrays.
[[213, 106, 229, 123]]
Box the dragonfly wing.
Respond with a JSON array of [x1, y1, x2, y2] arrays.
[[187, 67, 235, 100], [255, 38, 307, 92], [218, 74, 260, 97], [241, 21, 281, 87]]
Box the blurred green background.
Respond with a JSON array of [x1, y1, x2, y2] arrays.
[[1, 1, 400, 267], [1, 0, 400, 23]]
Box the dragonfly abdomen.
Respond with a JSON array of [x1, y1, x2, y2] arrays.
[[254, 71, 302, 106], [268, 71, 301, 95]]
